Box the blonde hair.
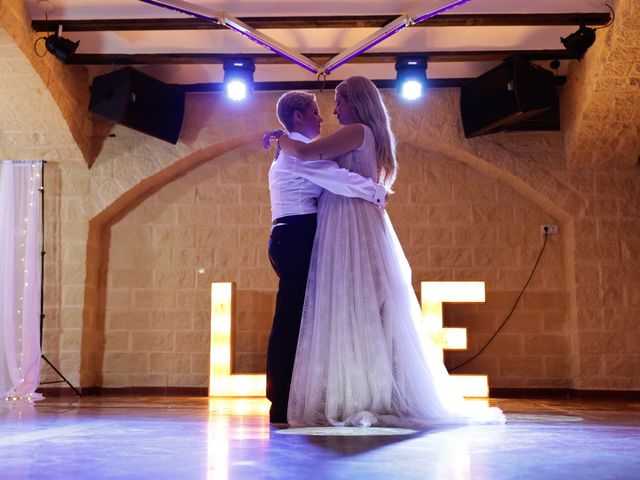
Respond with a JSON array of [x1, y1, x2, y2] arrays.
[[335, 76, 397, 188], [276, 91, 316, 132]]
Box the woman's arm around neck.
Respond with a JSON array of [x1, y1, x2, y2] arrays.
[[280, 124, 365, 160]]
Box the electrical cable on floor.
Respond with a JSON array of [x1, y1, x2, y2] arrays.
[[448, 228, 550, 373]]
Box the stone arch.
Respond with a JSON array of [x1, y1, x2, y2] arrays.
[[404, 137, 585, 219], [79, 133, 260, 387], [75, 86, 591, 389], [400, 135, 585, 386]]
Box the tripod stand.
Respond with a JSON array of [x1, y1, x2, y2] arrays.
[[37, 161, 81, 396]]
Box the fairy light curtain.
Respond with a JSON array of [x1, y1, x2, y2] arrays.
[[0, 160, 43, 400]]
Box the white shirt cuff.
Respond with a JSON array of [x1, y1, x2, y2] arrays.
[[372, 184, 387, 207]]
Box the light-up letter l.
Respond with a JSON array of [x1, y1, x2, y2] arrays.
[[209, 282, 266, 397]]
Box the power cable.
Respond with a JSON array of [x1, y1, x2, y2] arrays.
[[448, 227, 550, 372]]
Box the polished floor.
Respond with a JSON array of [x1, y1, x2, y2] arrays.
[[1, 395, 639, 479]]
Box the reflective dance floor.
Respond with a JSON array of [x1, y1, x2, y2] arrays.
[[1, 395, 639, 479]]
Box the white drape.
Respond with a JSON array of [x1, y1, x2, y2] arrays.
[[0, 160, 43, 400]]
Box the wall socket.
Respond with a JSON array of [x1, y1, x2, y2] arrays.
[[540, 224, 559, 235]]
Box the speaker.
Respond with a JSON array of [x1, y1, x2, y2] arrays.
[[460, 56, 556, 138], [89, 67, 185, 144]]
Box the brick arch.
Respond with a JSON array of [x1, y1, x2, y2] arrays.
[[403, 137, 586, 219], [79, 133, 259, 387], [401, 136, 585, 387], [77, 89, 591, 389], [381, 87, 586, 218]]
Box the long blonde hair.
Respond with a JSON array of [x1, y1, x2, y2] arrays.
[[335, 76, 397, 188]]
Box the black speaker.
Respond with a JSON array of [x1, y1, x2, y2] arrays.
[[89, 67, 185, 144], [460, 57, 556, 138]]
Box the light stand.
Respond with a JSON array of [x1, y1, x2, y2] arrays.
[[37, 161, 81, 396]]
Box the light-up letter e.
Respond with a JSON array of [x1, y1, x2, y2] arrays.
[[209, 282, 266, 397], [421, 281, 489, 398]]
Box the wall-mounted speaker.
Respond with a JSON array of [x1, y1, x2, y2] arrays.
[[460, 56, 556, 138], [89, 67, 185, 144]]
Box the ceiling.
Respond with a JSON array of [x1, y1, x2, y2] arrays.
[[26, 0, 613, 90]]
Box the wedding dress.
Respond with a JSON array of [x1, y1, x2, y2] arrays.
[[287, 125, 505, 427]]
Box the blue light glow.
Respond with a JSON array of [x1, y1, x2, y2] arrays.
[[401, 80, 423, 101], [226, 80, 248, 101]]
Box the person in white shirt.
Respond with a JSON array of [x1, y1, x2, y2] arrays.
[[266, 76, 505, 428], [265, 91, 387, 424]]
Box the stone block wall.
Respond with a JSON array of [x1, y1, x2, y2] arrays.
[[0, 0, 98, 166], [562, 0, 640, 166], [103, 145, 274, 387], [378, 143, 569, 388], [569, 168, 640, 389], [97, 119, 569, 389], [80, 88, 640, 391], [1, 0, 639, 392]]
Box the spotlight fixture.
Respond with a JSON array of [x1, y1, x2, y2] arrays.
[[45, 30, 79, 63], [395, 58, 428, 101], [34, 3, 80, 64], [561, 25, 596, 60], [223, 58, 255, 101]]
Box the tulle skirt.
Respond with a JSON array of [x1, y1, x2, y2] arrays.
[[287, 192, 505, 427]]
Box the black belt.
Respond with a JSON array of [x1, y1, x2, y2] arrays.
[[272, 213, 317, 226]]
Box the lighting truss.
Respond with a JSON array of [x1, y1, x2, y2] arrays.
[[137, 0, 321, 73], [323, 0, 473, 74], [322, 15, 411, 74], [138, 0, 473, 76]]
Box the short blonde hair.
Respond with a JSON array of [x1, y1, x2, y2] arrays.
[[276, 91, 316, 132]]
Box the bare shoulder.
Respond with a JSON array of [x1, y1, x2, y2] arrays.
[[337, 123, 365, 145], [344, 123, 365, 133]]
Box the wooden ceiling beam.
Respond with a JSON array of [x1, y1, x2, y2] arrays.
[[31, 12, 611, 32], [174, 76, 566, 92], [67, 50, 575, 66]]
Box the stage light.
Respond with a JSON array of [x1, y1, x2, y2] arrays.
[[223, 58, 255, 101], [226, 80, 247, 101], [396, 58, 428, 101], [45, 32, 79, 63], [561, 25, 596, 60], [400, 80, 423, 101]]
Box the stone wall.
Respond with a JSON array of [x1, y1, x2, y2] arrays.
[[0, 0, 102, 166], [103, 144, 273, 387], [1, 0, 639, 393], [100, 124, 568, 389], [562, 0, 640, 167]]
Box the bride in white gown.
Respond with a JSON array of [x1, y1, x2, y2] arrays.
[[272, 76, 505, 427]]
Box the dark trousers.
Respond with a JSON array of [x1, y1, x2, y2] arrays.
[[266, 213, 317, 422]]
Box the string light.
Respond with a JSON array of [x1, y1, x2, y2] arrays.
[[5, 162, 45, 396]]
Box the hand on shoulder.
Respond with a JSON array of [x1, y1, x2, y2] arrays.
[[262, 129, 287, 150]]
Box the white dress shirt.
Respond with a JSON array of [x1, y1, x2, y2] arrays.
[[268, 131, 386, 221]]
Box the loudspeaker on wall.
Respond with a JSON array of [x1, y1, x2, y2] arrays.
[[460, 56, 556, 138], [89, 67, 185, 144]]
